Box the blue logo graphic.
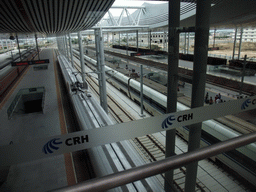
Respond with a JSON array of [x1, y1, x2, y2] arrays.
[[162, 115, 176, 129], [241, 99, 251, 110], [42, 138, 63, 154]]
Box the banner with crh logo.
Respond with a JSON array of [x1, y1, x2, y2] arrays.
[[1, 96, 256, 166]]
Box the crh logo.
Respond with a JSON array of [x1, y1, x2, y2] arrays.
[[162, 115, 175, 129], [162, 113, 193, 129], [42, 138, 62, 154], [42, 135, 89, 155], [241, 99, 251, 110]]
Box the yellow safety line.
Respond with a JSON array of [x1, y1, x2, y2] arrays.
[[53, 49, 77, 186]]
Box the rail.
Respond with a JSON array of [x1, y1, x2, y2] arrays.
[[51, 131, 256, 192]]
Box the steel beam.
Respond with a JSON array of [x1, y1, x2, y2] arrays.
[[165, 0, 180, 191]]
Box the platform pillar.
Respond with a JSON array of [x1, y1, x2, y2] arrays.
[[164, 0, 180, 191], [213, 28, 216, 48], [232, 27, 238, 60], [78, 31, 88, 90], [163, 29, 167, 52], [107, 32, 109, 47], [112, 32, 115, 47], [184, 33, 187, 54], [126, 32, 128, 56], [238, 28, 243, 60], [6, 40, 9, 53], [187, 32, 190, 54], [140, 65, 145, 117], [148, 30, 151, 51], [95, 28, 108, 113], [16, 34, 22, 61], [184, 0, 211, 192], [68, 33, 74, 68], [119, 32, 121, 46], [65, 34, 70, 61], [35, 34, 40, 60], [136, 30, 139, 52]]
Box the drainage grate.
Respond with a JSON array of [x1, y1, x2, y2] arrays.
[[7, 87, 45, 119]]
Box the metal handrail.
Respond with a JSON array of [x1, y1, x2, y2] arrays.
[[51, 131, 256, 192]]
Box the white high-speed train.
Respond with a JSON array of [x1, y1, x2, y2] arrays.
[[76, 49, 256, 189], [57, 53, 165, 192]]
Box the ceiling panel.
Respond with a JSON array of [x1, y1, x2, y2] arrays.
[[0, 0, 114, 34]]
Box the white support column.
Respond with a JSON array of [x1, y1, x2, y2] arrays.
[[136, 30, 139, 52], [119, 32, 121, 46], [65, 34, 70, 61], [1, 40, 3, 50], [184, 33, 187, 54], [78, 31, 88, 90], [95, 28, 108, 113], [187, 32, 190, 54], [69, 33, 74, 68]]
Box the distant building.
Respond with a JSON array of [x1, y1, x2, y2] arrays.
[[232, 27, 256, 42]]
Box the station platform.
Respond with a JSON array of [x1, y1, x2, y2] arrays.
[[104, 46, 256, 88], [0, 49, 75, 191], [1, 47, 255, 191]]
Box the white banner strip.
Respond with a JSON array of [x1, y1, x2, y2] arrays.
[[1, 96, 256, 166]]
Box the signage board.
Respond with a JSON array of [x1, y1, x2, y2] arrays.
[[1, 96, 256, 166], [12, 59, 50, 66]]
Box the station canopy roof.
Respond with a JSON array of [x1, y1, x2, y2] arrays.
[[0, 0, 114, 34], [0, 0, 255, 34]]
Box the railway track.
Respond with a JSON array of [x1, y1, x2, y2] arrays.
[[74, 49, 256, 138], [72, 56, 210, 192]]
